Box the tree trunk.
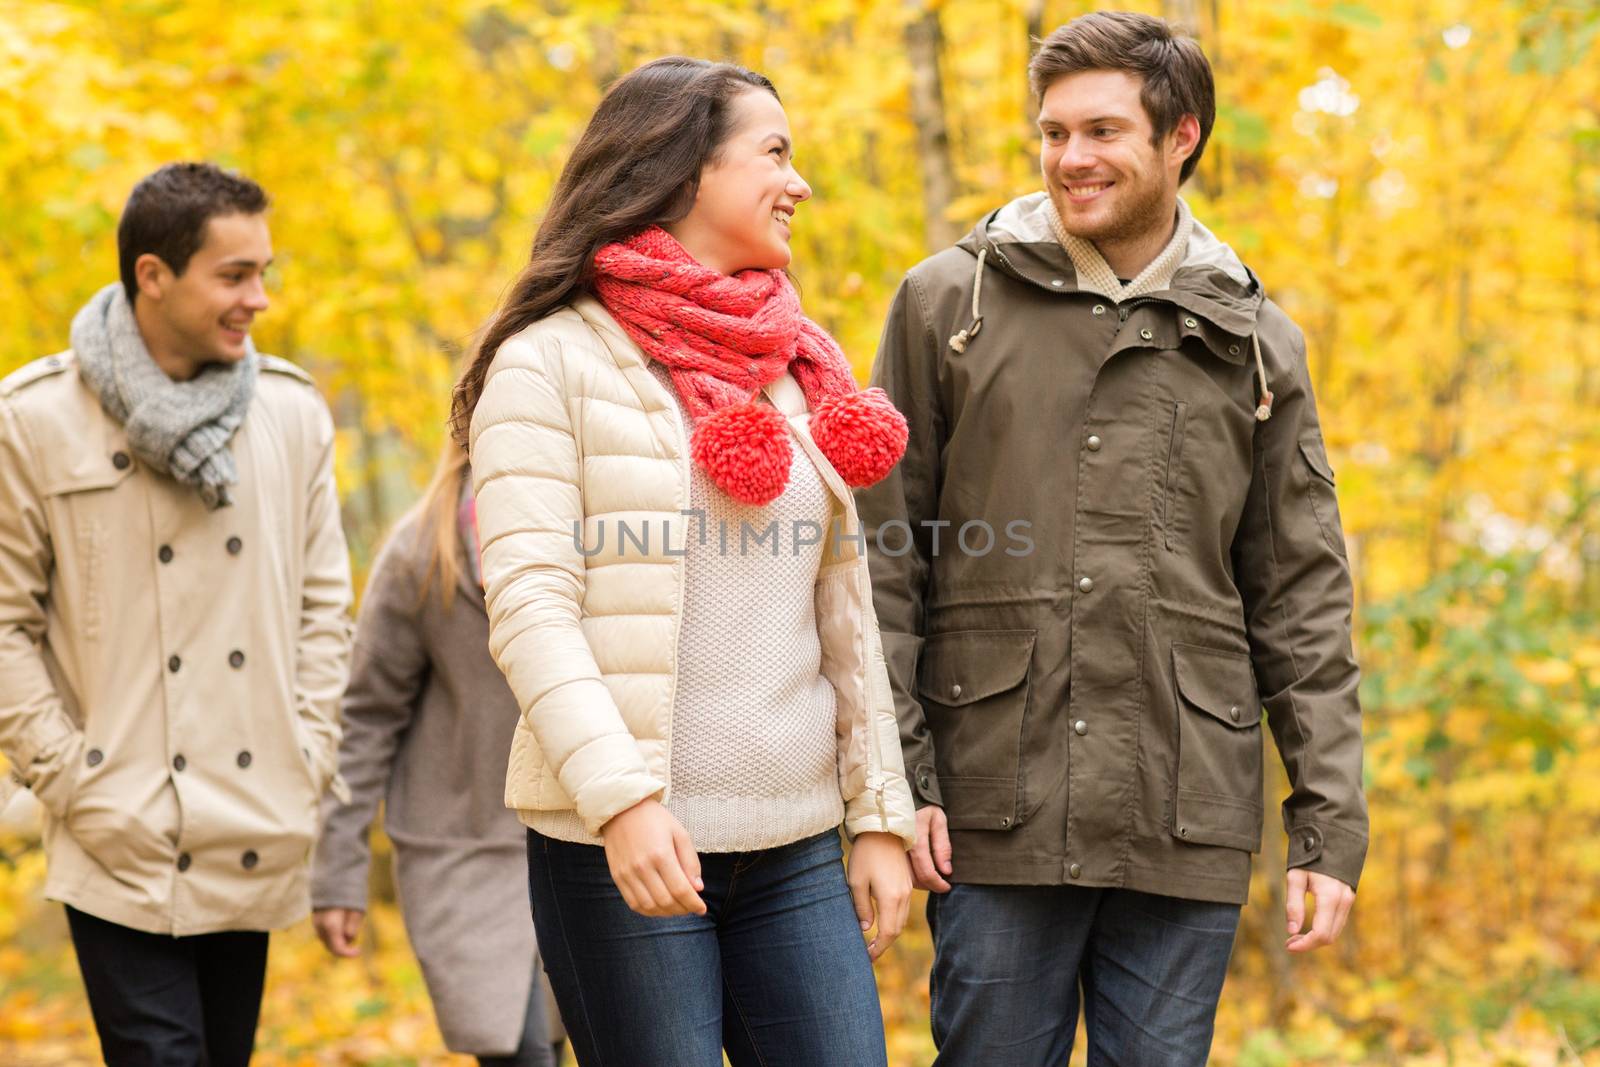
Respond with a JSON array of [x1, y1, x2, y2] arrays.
[[905, 4, 960, 250]]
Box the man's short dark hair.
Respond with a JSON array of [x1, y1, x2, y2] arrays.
[[117, 162, 269, 304], [1029, 11, 1215, 184]]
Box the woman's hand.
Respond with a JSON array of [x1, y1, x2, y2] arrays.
[[600, 798, 706, 917], [312, 907, 365, 958], [847, 831, 913, 962]]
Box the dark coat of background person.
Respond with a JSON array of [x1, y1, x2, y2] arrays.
[[856, 194, 1368, 905], [310, 513, 556, 1055]]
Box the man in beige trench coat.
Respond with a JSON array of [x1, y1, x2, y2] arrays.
[[0, 162, 353, 1065]]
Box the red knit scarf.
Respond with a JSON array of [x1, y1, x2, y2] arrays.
[[593, 226, 907, 505]]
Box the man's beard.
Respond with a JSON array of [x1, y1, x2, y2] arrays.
[[1050, 169, 1170, 247]]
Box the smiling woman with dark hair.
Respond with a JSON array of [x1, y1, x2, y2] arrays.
[[457, 56, 916, 1066]]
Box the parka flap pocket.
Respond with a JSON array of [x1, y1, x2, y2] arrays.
[[1298, 433, 1336, 485], [1173, 644, 1261, 728], [918, 630, 1036, 706]]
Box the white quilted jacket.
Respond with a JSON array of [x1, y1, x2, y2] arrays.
[[469, 296, 916, 848]]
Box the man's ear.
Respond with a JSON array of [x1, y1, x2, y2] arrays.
[[1169, 113, 1202, 171], [134, 252, 171, 302]]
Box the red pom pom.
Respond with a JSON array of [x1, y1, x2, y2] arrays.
[[809, 388, 908, 487], [690, 402, 792, 505]]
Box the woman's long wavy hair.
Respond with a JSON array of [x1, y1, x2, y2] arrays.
[[449, 57, 778, 445]]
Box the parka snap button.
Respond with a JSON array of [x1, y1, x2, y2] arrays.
[[1184, 317, 1198, 328], [1140, 328, 1154, 341], [176, 852, 191, 872], [1179, 826, 1189, 838], [237, 751, 252, 769], [226, 536, 243, 555], [999, 817, 1011, 828], [1050, 279, 1063, 287], [85, 748, 103, 768], [1073, 720, 1088, 736], [229, 650, 245, 669], [158, 545, 173, 564], [1086, 435, 1102, 451], [167, 655, 181, 673], [1228, 344, 1241, 356], [1092, 304, 1106, 316], [950, 683, 962, 699], [1077, 576, 1094, 593], [172, 755, 186, 772], [111, 451, 131, 470], [1069, 863, 1082, 879], [1304, 837, 1316, 853], [241, 850, 259, 870], [1229, 705, 1241, 721]]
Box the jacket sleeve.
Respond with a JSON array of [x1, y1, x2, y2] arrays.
[[311, 532, 428, 912], [854, 274, 947, 809], [1231, 323, 1368, 890], [295, 396, 355, 803], [470, 336, 665, 836], [0, 397, 84, 818]]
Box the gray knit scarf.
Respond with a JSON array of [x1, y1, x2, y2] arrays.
[[71, 283, 257, 509]]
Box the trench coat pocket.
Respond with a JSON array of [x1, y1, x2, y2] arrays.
[[917, 630, 1036, 831], [1171, 643, 1263, 852]]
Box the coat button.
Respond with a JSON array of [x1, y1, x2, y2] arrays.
[[1077, 576, 1094, 593], [85, 748, 103, 768], [229, 650, 245, 669], [1179, 826, 1190, 838], [176, 852, 192, 872], [1229, 705, 1241, 721], [1092, 304, 1106, 316], [226, 536, 243, 555], [1304, 836, 1316, 853], [158, 545, 174, 564], [1184, 317, 1199, 329], [237, 750, 252, 769], [999, 817, 1011, 828], [1073, 720, 1088, 736], [950, 683, 962, 699], [167, 655, 181, 673], [1228, 344, 1241, 356], [172, 754, 186, 772], [1050, 279, 1064, 287], [111, 451, 131, 470], [1069, 863, 1082, 879], [1086, 435, 1102, 452], [1140, 328, 1154, 341], [241, 850, 259, 870]]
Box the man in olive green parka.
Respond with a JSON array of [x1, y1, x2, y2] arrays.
[[857, 12, 1367, 1065]]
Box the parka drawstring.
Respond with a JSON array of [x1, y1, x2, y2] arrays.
[[948, 247, 988, 353], [1252, 332, 1274, 421]]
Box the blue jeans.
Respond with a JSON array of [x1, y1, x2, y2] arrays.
[[927, 884, 1241, 1067], [526, 827, 887, 1067]]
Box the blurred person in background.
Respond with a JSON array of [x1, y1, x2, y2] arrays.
[[311, 434, 560, 1067], [0, 161, 353, 1066], [858, 11, 1367, 1066], [451, 56, 916, 1067]]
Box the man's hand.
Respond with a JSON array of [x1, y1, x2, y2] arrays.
[[911, 804, 953, 893], [312, 907, 365, 958], [600, 798, 706, 918], [848, 832, 913, 962], [1286, 868, 1355, 952]]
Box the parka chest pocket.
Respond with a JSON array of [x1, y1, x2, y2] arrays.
[[1171, 644, 1263, 852], [42, 453, 137, 643], [917, 629, 1036, 831]]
